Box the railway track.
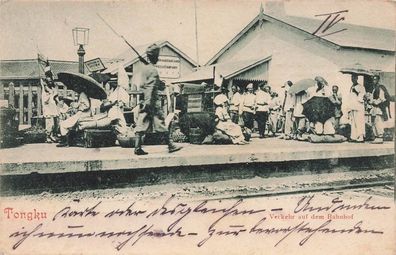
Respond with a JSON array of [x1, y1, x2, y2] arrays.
[[0, 155, 393, 198], [207, 180, 394, 201]]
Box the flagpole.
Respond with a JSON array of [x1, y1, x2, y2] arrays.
[[194, 0, 200, 68]]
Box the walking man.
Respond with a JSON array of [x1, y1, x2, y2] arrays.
[[134, 44, 182, 155]]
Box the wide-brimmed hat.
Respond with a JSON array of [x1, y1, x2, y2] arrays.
[[314, 76, 328, 86]]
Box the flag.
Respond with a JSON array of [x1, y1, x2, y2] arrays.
[[37, 53, 54, 80]]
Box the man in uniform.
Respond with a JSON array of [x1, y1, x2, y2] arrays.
[[134, 44, 182, 155], [255, 83, 271, 138], [229, 85, 241, 124], [239, 83, 256, 132]]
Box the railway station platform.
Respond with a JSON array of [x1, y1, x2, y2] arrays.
[[0, 138, 393, 176]]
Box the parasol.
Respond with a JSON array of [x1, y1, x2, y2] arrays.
[[340, 63, 373, 76], [58, 72, 107, 100], [302, 96, 335, 123], [288, 79, 316, 94]]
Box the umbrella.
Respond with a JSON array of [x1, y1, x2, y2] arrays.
[[340, 63, 373, 76], [302, 96, 335, 123], [288, 79, 316, 94], [57, 72, 107, 100]]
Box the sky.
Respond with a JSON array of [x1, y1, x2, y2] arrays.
[[0, 0, 395, 65]]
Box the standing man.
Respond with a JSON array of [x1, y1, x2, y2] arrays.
[[239, 83, 256, 132], [255, 83, 271, 138], [280, 81, 294, 139], [229, 85, 241, 124], [134, 44, 182, 155], [268, 92, 282, 137], [41, 77, 59, 142], [368, 74, 391, 144], [330, 85, 342, 132], [347, 74, 366, 142]]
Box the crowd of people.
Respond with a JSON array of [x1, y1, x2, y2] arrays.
[[213, 73, 391, 144], [40, 69, 130, 147], [213, 81, 282, 144], [40, 48, 391, 150]]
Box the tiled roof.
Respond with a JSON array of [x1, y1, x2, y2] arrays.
[[277, 15, 395, 52], [207, 12, 395, 65], [0, 59, 87, 79]]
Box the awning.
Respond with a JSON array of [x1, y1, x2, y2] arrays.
[[174, 56, 271, 83]]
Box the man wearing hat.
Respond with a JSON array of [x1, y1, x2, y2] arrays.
[[229, 85, 241, 124], [239, 83, 256, 133], [306, 76, 335, 136], [255, 82, 271, 138], [280, 81, 294, 139], [367, 74, 391, 144], [134, 43, 182, 155]]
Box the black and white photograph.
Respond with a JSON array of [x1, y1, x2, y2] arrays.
[[0, 0, 394, 254]]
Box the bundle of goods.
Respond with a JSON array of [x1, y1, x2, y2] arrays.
[[171, 128, 188, 143], [117, 128, 136, 148], [179, 112, 216, 138], [0, 105, 22, 148], [383, 128, 394, 141]]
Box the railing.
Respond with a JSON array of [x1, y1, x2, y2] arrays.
[[0, 80, 168, 125]]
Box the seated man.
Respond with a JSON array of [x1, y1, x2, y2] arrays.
[[106, 82, 130, 135], [214, 97, 248, 145], [57, 91, 91, 147]]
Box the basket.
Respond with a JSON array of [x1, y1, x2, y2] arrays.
[[117, 135, 136, 148]]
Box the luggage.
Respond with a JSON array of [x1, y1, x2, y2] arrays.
[[68, 129, 117, 148], [0, 107, 21, 148], [22, 127, 47, 144], [188, 127, 204, 144], [83, 129, 117, 148]]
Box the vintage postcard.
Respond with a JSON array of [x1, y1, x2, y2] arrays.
[[0, 0, 394, 254]]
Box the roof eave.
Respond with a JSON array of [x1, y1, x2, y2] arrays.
[[106, 40, 198, 74], [224, 56, 272, 79], [340, 46, 395, 54]]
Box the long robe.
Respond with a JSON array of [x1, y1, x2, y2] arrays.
[[346, 83, 366, 141]]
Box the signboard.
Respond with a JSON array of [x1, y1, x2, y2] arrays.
[[155, 56, 181, 79], [85, 58, 106, 72], [187, 94, 203, 112]]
